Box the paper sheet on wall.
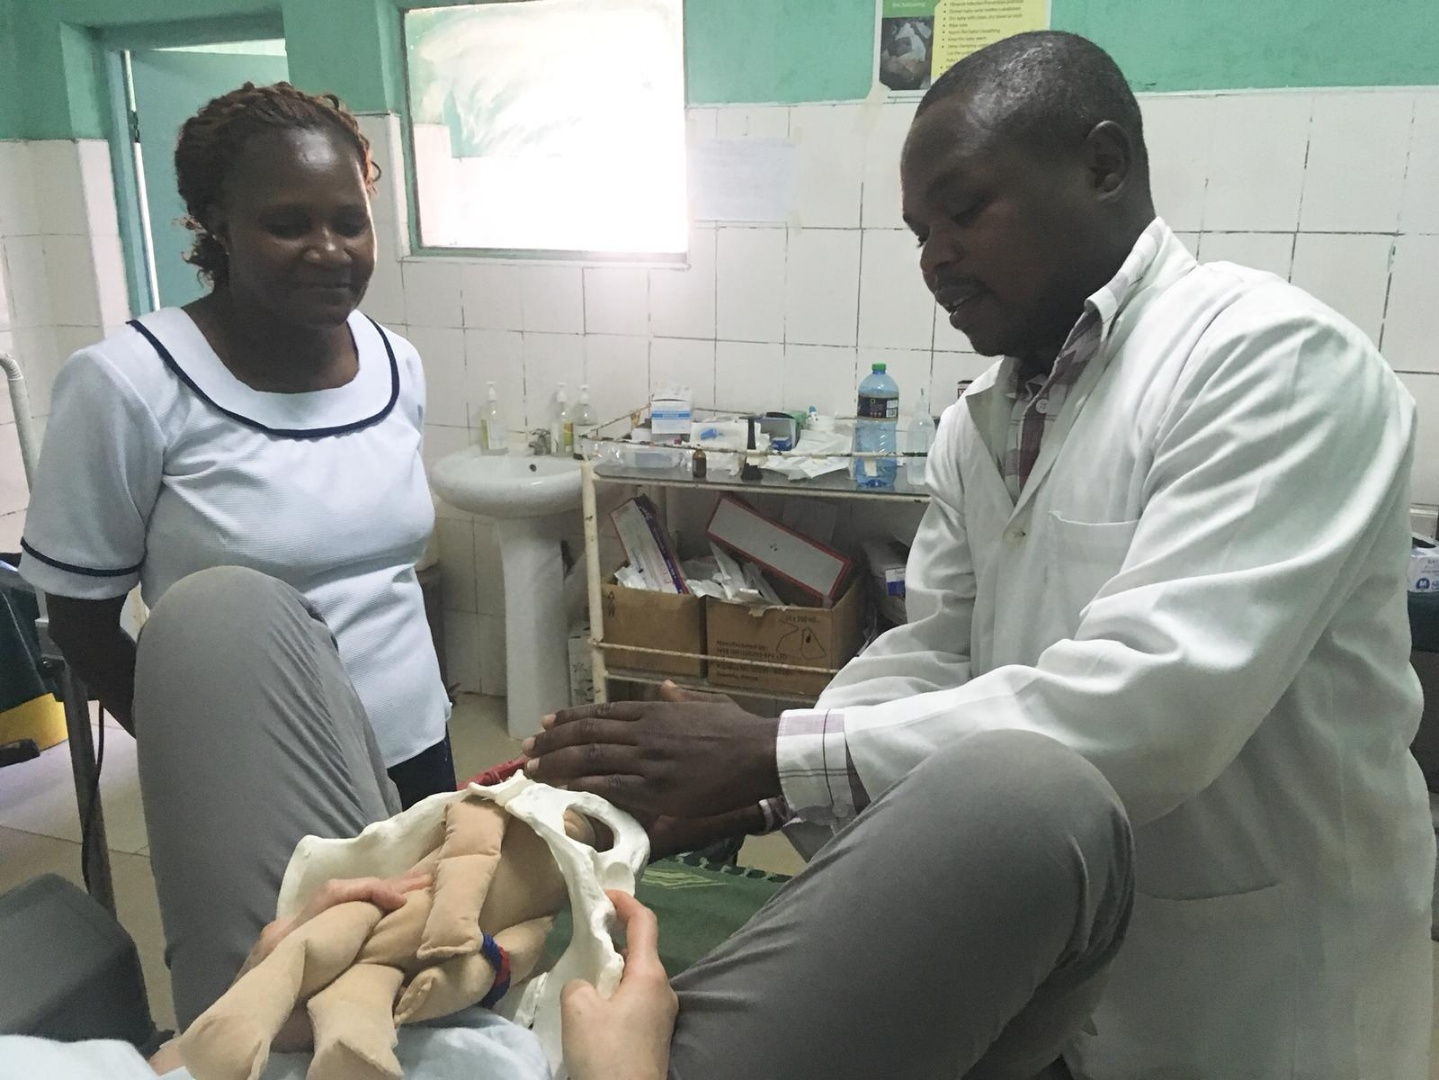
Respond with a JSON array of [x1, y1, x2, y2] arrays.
[[689, 139, 796, 223], [932, 0, 1049, 74], [874, 0, 1049, 96]]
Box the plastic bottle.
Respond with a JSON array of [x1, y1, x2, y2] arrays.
[[571, 384, 598, 457], [477, 381, 507, 455], [853, 362, 899, 488], [905, 387, 936, 487], [550, 383, 572, 456]]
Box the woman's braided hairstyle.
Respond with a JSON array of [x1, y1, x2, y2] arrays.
[[174, 81, 380, 286]]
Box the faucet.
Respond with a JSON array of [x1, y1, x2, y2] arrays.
[[527, 428, 553, 456]]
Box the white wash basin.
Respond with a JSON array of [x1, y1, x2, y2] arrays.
[[430, 449, 583, 738], [430, 449, 583, 519]]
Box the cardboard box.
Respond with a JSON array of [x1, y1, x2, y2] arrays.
[[706, 495, 854, 602], [706, 578, 865, 697], [601, 583, 706, 677]]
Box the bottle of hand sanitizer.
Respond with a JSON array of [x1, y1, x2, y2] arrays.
[[477, 381, 507, 455], [550, 383, 572, 456]]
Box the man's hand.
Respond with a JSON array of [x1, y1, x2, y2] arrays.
[[522, 682, 781, 819], [562, 891, 677, 1080]]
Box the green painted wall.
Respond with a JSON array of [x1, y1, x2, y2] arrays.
[[1055, 0, 1439, 94], [2, 0, 1437, 140], [684, 0, 875, 105], [0, 2, 21, 138]]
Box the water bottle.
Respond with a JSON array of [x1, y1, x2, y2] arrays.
[[905, 387, 936, 487], [853, 362, 899, 488]]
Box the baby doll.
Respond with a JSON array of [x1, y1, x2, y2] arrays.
[[178, 774, 648, 1080]]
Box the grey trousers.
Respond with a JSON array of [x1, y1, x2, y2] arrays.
[[134, 567, 400, 1029], [135, 568, 1132, 1079]]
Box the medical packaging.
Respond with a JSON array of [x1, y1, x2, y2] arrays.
[[706, 495, 854, 601], [862, 537, 909, 625], [610, 496, 687, 593], [650, 388, 693, 437], [1410, 541, 1439, 593]]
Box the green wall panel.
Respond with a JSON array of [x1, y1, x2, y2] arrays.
[[0, 0, 280, 139], [280, 0, 397, 114], [2, 0, 1437, 141], [1052, 0, 1439, 92], [684, 0, 876, 105]]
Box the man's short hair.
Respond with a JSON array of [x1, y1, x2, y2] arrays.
[[917, 31, 1147, 175]]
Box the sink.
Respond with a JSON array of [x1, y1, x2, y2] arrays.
[[430, 449, 584, 738], [429, 448, 582, 519]]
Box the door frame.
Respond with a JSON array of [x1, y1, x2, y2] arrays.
[[98, 14, 286, 318]]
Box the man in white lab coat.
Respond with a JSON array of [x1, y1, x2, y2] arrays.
[[527, 31, 1434, 1079]]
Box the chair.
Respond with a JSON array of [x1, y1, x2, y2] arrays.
[[2, 352, 114, 913]]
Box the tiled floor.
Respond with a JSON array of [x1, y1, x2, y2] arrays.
[[0, 692, 805, 1035]]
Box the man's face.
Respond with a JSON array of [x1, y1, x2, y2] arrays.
[[901, 94, 1104, 362]]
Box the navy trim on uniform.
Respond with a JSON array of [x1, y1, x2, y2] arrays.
[[126, 315, 401, 439], [20, 538, 144, 578]]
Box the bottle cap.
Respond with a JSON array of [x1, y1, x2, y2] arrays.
[[872, 363, 887, 373]]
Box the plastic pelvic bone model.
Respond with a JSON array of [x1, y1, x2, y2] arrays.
[[179, 775, 650, 1080]]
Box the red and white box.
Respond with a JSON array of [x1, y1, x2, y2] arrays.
[[705, 495, 853, 602]]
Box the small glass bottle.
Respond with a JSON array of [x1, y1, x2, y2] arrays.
[[692, 446, 707, 479]]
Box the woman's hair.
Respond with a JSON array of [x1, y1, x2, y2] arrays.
[[174, 81, 379, 286]]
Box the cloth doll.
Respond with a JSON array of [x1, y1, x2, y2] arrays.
[[178, 774, 649, 1080]]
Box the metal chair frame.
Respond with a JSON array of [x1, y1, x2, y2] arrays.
[[2, 352, 114, 913]]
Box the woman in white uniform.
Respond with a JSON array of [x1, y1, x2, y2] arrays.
[[18, 83, 453, 808]]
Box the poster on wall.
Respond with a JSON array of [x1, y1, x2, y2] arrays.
[[875, 0, 1050, 96]]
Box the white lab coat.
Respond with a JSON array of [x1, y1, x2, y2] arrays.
[[816, 226, 1434, 1078]]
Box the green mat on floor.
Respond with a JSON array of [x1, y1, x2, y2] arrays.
[[541, 855, 793, 977]]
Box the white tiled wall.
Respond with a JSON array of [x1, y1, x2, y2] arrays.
[[353, 91, 1439, 493], [4, 91, 1439, 694], [0, 138, 129, 552], [355, 91, 1439, 691]]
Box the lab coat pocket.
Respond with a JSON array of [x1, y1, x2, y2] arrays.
[[1076, 881, 1299, 1078], [1044, 513, 1140, 637]]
